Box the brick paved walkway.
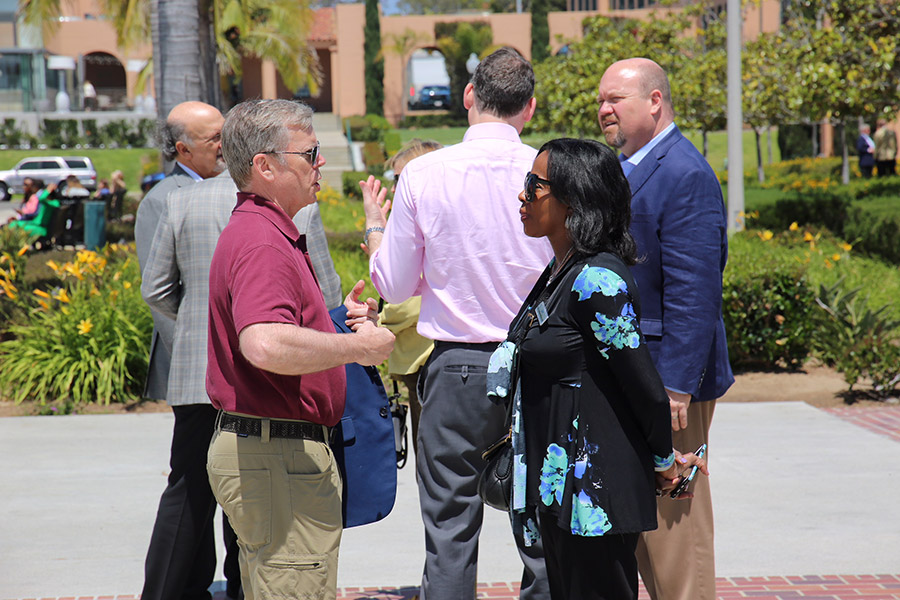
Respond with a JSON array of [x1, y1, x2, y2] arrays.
[[12, 575, 900, 600], [824, 405, 900, 443]]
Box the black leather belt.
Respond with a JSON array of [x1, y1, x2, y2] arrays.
[[219, 412, 325, 442]]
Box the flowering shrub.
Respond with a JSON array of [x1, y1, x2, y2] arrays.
[[730, 223, 900, 399], [0, 244, 151, 405], [0, 227, 35, 324]]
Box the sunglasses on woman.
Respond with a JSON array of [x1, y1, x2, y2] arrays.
[[523, 172, 552, 203]]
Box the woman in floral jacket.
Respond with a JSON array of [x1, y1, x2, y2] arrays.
[[488, 138, 706, 599]]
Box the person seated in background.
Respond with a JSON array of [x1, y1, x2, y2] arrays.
[[61, 175, 90, 199], [14, 178, 45, 222], [94, 179, 111, 201], [359, 138, 442, 458]]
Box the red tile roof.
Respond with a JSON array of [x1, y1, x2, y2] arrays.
[[309, 7, 336, 43]]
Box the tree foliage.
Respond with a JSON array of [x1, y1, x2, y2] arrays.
[[217, 0, 320, 94], [531, 0, 550, 63], [434, 21, 493, 118], [777, 0, 900, 183], [530, 15, 689, 137], [675, 3, 726, 156], [743, 32, 791, 182], [397, 0, 483, 15], [364, 0, 384, 115]]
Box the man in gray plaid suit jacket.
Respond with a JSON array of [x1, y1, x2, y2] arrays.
[[136, 101, 227, 403], [140, 170, 342, 600]]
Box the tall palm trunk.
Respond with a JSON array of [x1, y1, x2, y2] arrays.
[[152, 0, 220, 120]]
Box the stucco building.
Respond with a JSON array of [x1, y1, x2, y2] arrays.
[[0, 0, 781, 122]]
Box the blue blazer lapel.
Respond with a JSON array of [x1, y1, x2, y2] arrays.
[[626, 126, 683, 196]]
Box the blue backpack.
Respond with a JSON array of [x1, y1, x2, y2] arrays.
[[329, 305, 397, 528]]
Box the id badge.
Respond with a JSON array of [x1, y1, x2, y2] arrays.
[[535, 301, 549, 326]]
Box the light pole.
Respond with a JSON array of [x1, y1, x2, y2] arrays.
[[726, 0, 744, 233]]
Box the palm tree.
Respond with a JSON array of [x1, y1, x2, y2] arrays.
[[216, 0, 320, 96], [381, 28, 429, 120], [152, 0, 218, 116]]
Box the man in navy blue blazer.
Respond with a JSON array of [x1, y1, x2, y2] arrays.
[[597, 58, 734, 600]]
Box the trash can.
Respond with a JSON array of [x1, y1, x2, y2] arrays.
[[83, 200, 106, 250]]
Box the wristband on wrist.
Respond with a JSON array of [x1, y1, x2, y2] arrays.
[[364, 226, 385, 247]]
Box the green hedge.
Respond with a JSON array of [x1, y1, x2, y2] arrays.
[[398, 114, 468, 129], [344, 114, 392, 143], [724, 232, 817, 368]]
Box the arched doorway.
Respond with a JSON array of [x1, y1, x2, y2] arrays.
[[406, 48, 450, 112], [81, 52, 126, 110]]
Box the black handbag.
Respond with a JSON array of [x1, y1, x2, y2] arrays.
[[477, 416, 514, 511], [478, 328, 524, 512]]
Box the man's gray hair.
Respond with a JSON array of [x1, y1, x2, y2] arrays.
[[222, 99, 314, 190], [157, 119, 191, 162]]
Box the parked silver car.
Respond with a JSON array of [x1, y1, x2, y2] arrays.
[[0, 156, 97, 202]]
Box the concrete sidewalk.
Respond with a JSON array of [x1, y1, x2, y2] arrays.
[[1, 402, 899, 599]]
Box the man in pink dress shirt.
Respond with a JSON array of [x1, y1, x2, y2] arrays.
[[363, 47, 554, 600]]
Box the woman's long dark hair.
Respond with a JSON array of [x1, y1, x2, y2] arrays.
[[539, 138, 637, 265]]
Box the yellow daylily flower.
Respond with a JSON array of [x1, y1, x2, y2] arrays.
[[0, 280, 17, 299], [77, 319, 93, 335], [123, 281, 132, 289], [832, 254, 841, 262], [803, 232, 814, 242], [46, 259, 60, 272], [54, 288, 71, 303], [17, 245, 28, 257], [840, 242, 852, 252], [758, 230, 774, 241], [64, 264, 84, 280], [33, 289, 51, 299], [789, 222, 799, 231], [36, 299, 50, 311]]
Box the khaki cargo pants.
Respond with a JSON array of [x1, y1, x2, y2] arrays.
[[208, 424, 342, 600]]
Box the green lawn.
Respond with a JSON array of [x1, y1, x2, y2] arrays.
[[0, 148, 160, 198], [400, 127, 781, 175]]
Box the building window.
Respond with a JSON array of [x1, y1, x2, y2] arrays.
[[570, 0, 598, 9], [608, 0, 656, 9]]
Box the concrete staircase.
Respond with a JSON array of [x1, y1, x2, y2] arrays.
[[312, 112, 354, 190]]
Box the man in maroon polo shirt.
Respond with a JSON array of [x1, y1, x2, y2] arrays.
[[206, 99, 394, 600]]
